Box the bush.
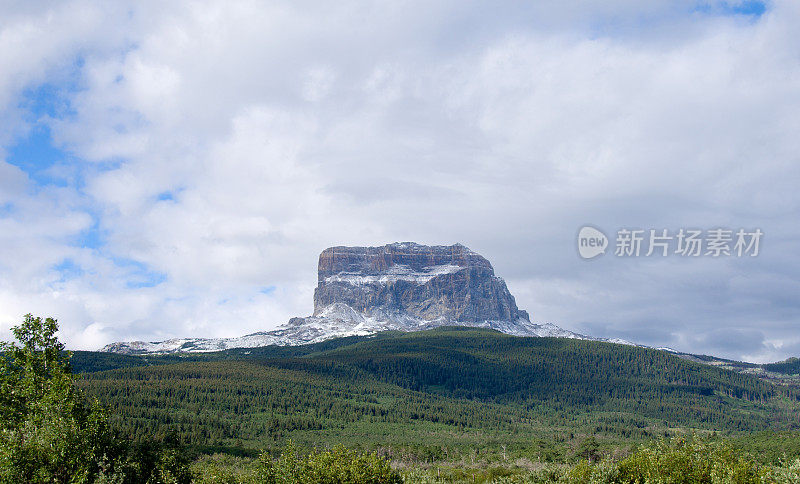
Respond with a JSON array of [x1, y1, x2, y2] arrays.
[[615, 436, 768, 483], [257, 442, 402, 484], [515, 436, 780, 483]]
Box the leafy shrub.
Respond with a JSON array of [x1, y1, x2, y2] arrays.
[[514, 436, 773, 483], [768, 457, 800, 483], [0, 314, 116, 483], [615, 436, 768, 483], [257, 442, 402, 484], [0, 314, 193, 484]]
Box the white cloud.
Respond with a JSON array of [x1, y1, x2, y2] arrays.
[[0, 0, 799, 361]]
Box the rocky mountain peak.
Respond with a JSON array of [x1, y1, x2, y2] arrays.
[[313, 242, 528, 323], [102, 242, 593, 354], [316, 242, 486, 282]]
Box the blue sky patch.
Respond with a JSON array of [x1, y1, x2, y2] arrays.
[[6, 125, 69, 187], [19, 80, 76, 119], [157, 191, 176, 202], [112, 256, 168, 289], [726, 1, 766, 16], [0, 203, 13, 217], [693, 1, 766, 17], [53, 258, 85, 282], [71, 212, 106, 249]]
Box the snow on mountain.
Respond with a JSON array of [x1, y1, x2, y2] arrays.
[[102, 242, 637, 355], [323, 263, 465, 286]]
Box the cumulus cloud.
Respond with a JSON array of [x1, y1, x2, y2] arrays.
[[0, 0, 798, 362]]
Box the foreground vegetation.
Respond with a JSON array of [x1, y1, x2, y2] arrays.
[[190, 437, 800, 483], [3, 314, 800, 482], [0, 315, 196, 483]]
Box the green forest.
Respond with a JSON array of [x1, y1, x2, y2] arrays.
[[3, 315, 800, 482]]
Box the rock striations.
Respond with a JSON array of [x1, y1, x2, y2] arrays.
[[314, 243, 529, 324], [102, 242, 604, 354]]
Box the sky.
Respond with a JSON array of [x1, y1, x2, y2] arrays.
[[0, 0, 798, 363]]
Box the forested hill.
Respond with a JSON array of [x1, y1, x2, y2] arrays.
[[765, 357, 800, 375], [70, 332, 382, 373], [74, 328, 800, 454]]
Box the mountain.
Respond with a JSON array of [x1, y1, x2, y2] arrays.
[[314, 243, 528, 322], [78, 328, 800, 453], [105, 242, 619, 354]]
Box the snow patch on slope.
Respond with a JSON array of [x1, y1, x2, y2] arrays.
[[101, 302, 643, 355], [324, 264, 464, 286]]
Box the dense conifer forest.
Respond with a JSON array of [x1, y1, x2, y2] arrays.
[[73, 328, 800, 459]]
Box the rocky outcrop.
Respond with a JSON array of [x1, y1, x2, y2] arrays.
[[313, 243, 529, 323], [102, 242, 601, 354]]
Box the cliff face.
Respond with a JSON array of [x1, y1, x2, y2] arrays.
[[313, 243, 530, 323], [105, 242, 593, 355]]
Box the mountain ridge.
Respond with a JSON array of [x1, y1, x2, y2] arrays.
[[80, 327, 800, 455], [102, 242, 632, 354]]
